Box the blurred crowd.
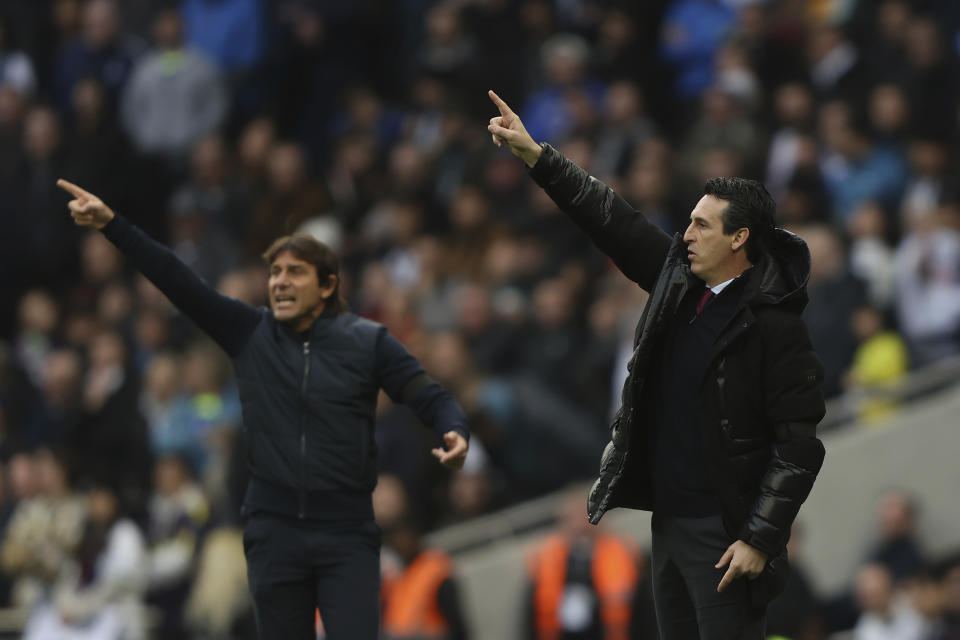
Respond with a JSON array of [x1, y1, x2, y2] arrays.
[[758, 490, 960, 640], [2, 0, 960, 636]]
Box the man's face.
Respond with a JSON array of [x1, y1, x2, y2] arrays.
[[683, 195, 746, 286], [268, 251, 335, 331]]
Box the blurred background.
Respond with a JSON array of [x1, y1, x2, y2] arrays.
[[1, 0, 959, 638]]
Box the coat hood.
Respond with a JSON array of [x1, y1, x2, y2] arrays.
[[750, 228, 811, 312], [667, 227, 812, 313]]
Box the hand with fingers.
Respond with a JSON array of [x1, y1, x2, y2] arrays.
[[487, 90, 542, 168], [431, 431, 469, 470], [715, 540, 768, 593], [56, 179, 115, 230]]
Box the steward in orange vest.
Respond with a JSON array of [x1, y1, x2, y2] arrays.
[[525, 492, 641, 640], [382, 517, 469, 640]]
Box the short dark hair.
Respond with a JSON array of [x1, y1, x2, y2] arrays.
[[703, 177, 776, 263], [261, 233, 348, 314]]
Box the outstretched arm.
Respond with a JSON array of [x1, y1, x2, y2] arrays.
[[487, 91, 672, 290], [376, 330, 469, 470], [57, 179, 260, 356]]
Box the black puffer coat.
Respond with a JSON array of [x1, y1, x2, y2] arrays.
[[529, 144, 826, 557]]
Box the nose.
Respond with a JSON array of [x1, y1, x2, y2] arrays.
[[683, 222, 695, 243], [272, 270, 290, 288]]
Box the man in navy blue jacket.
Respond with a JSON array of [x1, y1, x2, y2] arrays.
[[57, 179, 470, 640]]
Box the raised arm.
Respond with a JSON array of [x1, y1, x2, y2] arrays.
[[375, 330, 469, 470], [487, 90, 672, 290], [57, 179, 260, 356]]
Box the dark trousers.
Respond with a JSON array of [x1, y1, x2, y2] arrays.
[[243, 511, 381, 640], [651, 514, 766, 640]]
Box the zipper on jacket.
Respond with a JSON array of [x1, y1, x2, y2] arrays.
[[298, 341, 311, 519], [717, 357, 731, 439]]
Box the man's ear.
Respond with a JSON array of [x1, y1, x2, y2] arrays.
[[321, 274, 338, 300], [731, 227, 750, 252]]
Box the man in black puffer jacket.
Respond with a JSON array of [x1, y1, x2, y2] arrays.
[[488, 91, 825, 639], [56, 179, 470, 640]]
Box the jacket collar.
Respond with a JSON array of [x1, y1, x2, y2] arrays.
[[665, 227, 812, 313], [269, 304, 340, 341]]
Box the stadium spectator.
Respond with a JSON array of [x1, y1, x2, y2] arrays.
[[120, 8, 227, 161], [62, 77, 136, 210], [844, 304, 909, 423], [806, 22, 871, 101], [414, 3, 481, 109], [852, 563, 928, 640], [382, 515, 470, 640], [52, 0, 142, 115], [591, 80, 656, 182], [171, 134, 252, 241], [894, 197, 960, 366], [659, 0, 735, 101], [22, 479, 148, 640], [25, 348, 84, 450], [8, 106, 83, 291], [679, 85, 762, 189], [167, 187, 239, 286], [180, 0, 265, 122], [139, 351, 182, 453], [243, 141, 329, 259], [801, 223, 866, 399], [180, 0, 263, 77], [894, 16, 958, 141], [868, 490, 925, 584], [867, 82, 910, 147], [847, 201, 897, 309], [0, 448, 84, 610], [818, 103, 907, 224], [622, 137, 684, 234], [12, 290, 59, 390], [65, 328, 152, 517], [144, 452, 210, 639], [766, 81, 817, 202], [522, 489, 640, 640], [905, 568, 953, 639], [521, 34, 604, 143], [901, 134, 955, 231]]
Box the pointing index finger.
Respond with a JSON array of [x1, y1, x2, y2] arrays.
[[717, 568, 734, 592], [488, 90, 513, 117], [56, 179, 91, 200]]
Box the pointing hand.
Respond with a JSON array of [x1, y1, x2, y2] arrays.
[[487, 90, 542, 168], [57, 179, 115, 230], [716, 540, 768, 592]]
